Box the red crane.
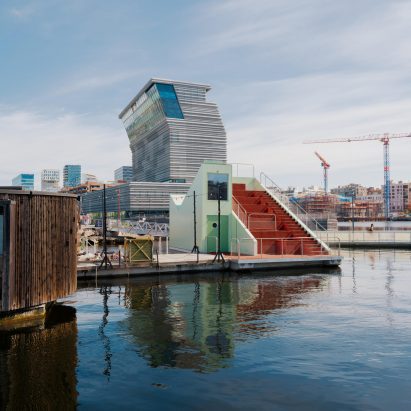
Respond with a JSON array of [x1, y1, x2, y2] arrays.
[[304, 132, 411, 219], [314, 151, 330, 193]]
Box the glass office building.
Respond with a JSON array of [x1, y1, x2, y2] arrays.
[[114, 166, 133, 182], [63, 165, 81, 188], [119, 79, 227, 183], [12, 174, 34, 191]]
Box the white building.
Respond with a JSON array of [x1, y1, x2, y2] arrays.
[[81, 173, 98, 184], [41, 169, 60, 192]]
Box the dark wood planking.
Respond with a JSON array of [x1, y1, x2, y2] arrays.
[[0, 191, 78, 312]]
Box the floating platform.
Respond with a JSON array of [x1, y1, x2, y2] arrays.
[[77, 253, 342, 280]]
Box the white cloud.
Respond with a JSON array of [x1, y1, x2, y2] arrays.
[[225, 70, 411, 188], [0, 108, 130, 187], [9, 3, 37, 19]]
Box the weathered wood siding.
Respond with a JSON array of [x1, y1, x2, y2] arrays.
[[0, 191, 79, 312]]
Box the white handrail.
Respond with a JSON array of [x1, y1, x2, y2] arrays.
[[260, 172, 328, 232]]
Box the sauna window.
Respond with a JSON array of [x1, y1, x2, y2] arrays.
[[208, 173, 228, 201]]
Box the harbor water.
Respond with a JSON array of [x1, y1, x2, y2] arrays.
[[1, 249, 411, 410]]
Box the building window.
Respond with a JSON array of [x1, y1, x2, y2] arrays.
[[208, 173, 228, 200], [155, 83, 184, 119]]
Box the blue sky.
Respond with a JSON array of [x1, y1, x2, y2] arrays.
[[1, 0, 411, 189]]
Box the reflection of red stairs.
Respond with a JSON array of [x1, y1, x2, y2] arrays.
[[233, 183, 326, 256]]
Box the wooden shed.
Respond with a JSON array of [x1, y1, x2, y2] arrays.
[[0, 189, 79, 314]]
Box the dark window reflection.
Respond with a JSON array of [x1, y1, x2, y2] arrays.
[[208, 173, 228, 200]]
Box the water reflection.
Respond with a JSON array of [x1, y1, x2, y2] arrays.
[[113, 272, 332, 372], [0, 305, 77, 410]]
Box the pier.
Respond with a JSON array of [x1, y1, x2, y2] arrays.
[[77, 252, 342, 280], [315, 230, 411, 248]]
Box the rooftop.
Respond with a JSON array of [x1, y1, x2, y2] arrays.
[[118, 78, 212, 119]]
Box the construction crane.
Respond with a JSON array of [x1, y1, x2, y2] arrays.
[[304, 132, 411, 219], [314, 151, 330, 193]]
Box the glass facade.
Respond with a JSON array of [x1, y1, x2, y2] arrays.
[[123, 83, 184, 146], [63, 165, 81, 187], [155, 83, 184, 119], [12, 173, 34, 191], [114, 166, 133, 182]]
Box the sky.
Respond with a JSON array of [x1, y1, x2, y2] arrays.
[[1, 0, 411, 190]]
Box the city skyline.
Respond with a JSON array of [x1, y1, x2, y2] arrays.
[[1, 0, 411, 188]]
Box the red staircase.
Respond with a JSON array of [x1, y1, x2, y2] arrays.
[[233, 183, 327, 256]]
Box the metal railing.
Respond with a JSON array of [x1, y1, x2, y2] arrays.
[[232, 236, 328, 259], [116, 220, 169, 237], [259, 172, 328, 232], [232, 195, 248, 227], [232, 198, 277, 232], [231, 163, 255, 178], [316, 230, 411, 245]]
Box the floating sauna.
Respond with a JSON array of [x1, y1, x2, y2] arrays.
[[0, 189, 79, 315]]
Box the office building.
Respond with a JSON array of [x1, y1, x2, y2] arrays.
[[82, 173, 98, 184], [119, 78, 227, 183], [114, 166, 133, 182], [41, 169, 60, 192], [11, 173, 34, 191], [63, 165, 81, 188], [82, 79, 227, 217]]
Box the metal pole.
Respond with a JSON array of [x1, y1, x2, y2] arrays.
[[117, 188, 121, 228], [351, 191, 355, 232], [100, 184, 113, 270], [191, 190, 199, 260], [383, 139, 390, 220], [213, 184, 225, 263]]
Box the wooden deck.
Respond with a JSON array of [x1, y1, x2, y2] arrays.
[[77, 252, 342, 279]]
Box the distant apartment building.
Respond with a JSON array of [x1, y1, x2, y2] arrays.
[[66, 181, 106, 195], [41, 169, 60, 192], [331, 184, 367, 198], [384, 181, 411, 213], [81, 173, 98, 184], [356, 194, 384, 203], [114, 166, 133, 182], [11, 173, 34, 191], [63, 165, 81, 188]]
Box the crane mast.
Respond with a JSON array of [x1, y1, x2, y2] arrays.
[[304, 133, 411, 220], [314, 151, 330, 193]]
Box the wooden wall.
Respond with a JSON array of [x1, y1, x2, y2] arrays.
[[0, 191, 79, 312]]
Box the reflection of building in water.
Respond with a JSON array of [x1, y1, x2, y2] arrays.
[[0, 306, 77, 410], [121, 275, 327, 372], [236, 277, 325, 335], [123, 281, 236, 372]]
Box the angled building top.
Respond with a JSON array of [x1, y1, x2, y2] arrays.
[[119, 78, 212, 119]]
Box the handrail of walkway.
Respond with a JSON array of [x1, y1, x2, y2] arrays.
[[259, 172, 328, 232]]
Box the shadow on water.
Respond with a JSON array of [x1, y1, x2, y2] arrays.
[[79, 268, 337, 373], [0, 304, 78, 410]]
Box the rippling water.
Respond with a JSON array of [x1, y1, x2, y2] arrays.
[[1, 249, 411, 410]]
